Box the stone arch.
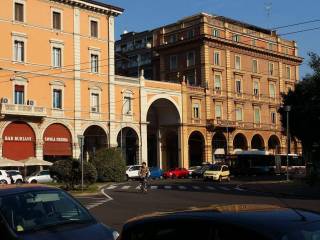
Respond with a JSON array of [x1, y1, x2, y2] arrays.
[[40, 119, 75, 144], [83, 125, 108, 161], [268, 135, 281, 154], [188, 131, 205, 166], [114, 123, 140, 143], [145, 94, 181, 122], [233, 133, 248, 151], [117, 127, 140, 165], [251, 134, 265, 150]]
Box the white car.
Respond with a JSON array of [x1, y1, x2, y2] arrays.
[[26, 170, 53, 184], [126, 165, 142, 180], [6, 170, 24, 184], [0, 170, 11, 184]]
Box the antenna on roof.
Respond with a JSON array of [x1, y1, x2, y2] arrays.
[[264, 2, 272, 18]]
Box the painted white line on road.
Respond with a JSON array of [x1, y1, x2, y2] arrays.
[[150, 186, 158, 190], [206, 186, 216, 190], [219, 186, 230, 191], [192, 186, 201, 190], [235, 187, 246, 192], [101, 188, 114, 203], [106, 185, 117, 190], [178, 186, 187, 190], [164, 186, 172, 189], [121, 186, 131, 190]]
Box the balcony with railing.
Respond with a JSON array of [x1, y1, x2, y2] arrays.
[[0, 103, 47, 117]]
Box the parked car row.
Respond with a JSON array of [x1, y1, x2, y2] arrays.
[[125, 164, 230, 182], [0, 169, 53, 184]]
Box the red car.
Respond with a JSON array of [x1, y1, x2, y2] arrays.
[[163, 168, 189, 179]]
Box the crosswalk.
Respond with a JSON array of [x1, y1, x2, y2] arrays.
[[78, 197, 109, 210], [105, 184, 246, 192]]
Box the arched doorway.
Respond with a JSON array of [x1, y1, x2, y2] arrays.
[[84, 125, 108, 161], [2, 121, 36, 160], [233, 133, 248, 151], [212, 132, 227, 162], [189, 131, 205, 166], [268, 135, 281, 154], [146, 98, 181, 169], [117, 127, 139, 166], [251, 134, 265, 150], [43, 123, 72, 161]]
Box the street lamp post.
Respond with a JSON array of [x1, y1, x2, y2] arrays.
[[120, 98, 130, 158], [284, 105, 291, 181], [77, 135, 85, 192]]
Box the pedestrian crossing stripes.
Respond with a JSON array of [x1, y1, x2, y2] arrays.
[[104, 184, 246, 192]]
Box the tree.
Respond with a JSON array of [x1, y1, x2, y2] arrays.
[[91, 147, 126, 182], [279, 52, 320, 178]]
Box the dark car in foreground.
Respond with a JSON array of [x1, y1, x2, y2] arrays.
[[191, 164, 212, 178], [0, 185, 118, 240], [120, 204, 320, 240]]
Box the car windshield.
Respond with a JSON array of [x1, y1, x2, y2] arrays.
[[209, 165, 222, 171], [0, 189, 94, 233], [30, 171, 39, 176]]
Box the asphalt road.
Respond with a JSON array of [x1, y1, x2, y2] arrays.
[[77, 179, 320, 232]]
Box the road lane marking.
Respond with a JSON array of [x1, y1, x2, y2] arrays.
[[106, 185, 117, 190], [121, 186, 131, 190], [178, 186, 187, 190], [150, 186, 158, 190], [192, 186, 201, 190], [235, 187, 246, 191], [206, 186, 216, 190], [164, 186, 172, 189]]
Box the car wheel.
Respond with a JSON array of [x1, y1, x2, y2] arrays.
[[0, 180, 8, 184], [31, 180, 37, 184], [16, 179, 23, 184]]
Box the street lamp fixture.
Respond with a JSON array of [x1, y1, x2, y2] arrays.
[[284, 105, 291, 181]]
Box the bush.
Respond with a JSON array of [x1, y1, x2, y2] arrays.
[[50, 159, 97, 190], [91, 148, 126, 182]]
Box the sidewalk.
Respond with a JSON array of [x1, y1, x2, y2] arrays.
[[239, 180, 320, 199]]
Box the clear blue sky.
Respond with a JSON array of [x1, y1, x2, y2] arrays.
[[105, 0, 320, 78]]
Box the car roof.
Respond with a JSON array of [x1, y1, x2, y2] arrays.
[[124, 204, 320, 236], [0, 184, 60, 197]]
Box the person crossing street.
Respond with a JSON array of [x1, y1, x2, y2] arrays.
[[138, 162, 150, 193]]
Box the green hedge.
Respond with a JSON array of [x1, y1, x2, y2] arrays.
[[91, 148, 126, 182], [50, 159, 97, 190]]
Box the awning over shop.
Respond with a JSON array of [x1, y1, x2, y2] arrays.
[[0, 158, 24, 167], [214, 148, 225, 155], [2, 121, 36, 160], [23, 157, 53, 166], [43, 124, 72, 156]]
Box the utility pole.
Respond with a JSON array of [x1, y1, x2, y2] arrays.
[[284, 106, 291, 181]]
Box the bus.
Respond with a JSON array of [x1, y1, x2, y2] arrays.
[[228, 151, 305, 177]]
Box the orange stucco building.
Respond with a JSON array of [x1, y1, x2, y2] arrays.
[[0, 2, 303, 170]]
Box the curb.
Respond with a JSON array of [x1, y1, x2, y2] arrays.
[[238, 183, 320, 199]]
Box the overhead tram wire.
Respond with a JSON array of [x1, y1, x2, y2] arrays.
[[272, 19, 320, 30], [279, 26, 320, 36]]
